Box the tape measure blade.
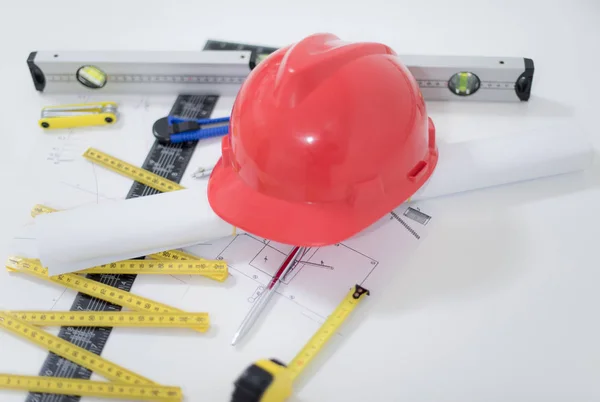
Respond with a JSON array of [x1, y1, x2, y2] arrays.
[[288, 285, 369, 381]]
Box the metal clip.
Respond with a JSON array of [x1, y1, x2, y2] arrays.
[[5, 256, 23, 272], [191, 166, 214, 179], [39, 102, 118, 129]]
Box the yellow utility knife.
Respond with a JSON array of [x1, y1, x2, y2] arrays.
[[39, 102, 118, 129]]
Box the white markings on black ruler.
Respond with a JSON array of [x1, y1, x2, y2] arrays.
[[27, 95, 219, 402], [203, 40, 278, 58]]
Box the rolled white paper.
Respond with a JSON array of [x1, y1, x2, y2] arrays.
[[33, 121, 594, 276], [35, 188, 236, 276], [411, 121, 594, 201]]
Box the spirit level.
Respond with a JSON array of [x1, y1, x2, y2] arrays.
[[27, 44, 534, 102], [204, 40, 534, 102], [401, 54, 534, 101], [27, 50, 254, 96]]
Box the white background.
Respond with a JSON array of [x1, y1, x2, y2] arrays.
[[1, 1, 600, 401]]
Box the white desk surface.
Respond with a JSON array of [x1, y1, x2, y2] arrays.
[[1, 1, 600, 401]]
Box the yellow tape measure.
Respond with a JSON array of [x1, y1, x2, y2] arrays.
[[0, 312, 154, 385], [6, 311, 209, 329], [6, 257, 208, 333], [29, 204, 228, 281], [0, 374, 181, 401], [233, 285, 369, 402], [288, 284, 369, 380], [83, 148, 185, 192]]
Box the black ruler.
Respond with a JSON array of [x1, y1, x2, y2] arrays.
[[203, 40, 278, 64], [27, 94, 218, 402]]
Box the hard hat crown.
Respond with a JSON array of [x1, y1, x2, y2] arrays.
[[209, 33, 438, 246]]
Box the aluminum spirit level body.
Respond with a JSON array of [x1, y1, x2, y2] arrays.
[[27, 47, 533, 102], [28, 50, 255, 96], [203, 40, 534, 102], [402, 54, 534, 102]]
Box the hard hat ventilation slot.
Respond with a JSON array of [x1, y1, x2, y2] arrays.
[[407, 161, 427, 181]]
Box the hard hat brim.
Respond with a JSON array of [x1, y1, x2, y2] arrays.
[[207, 158, 391, 247]]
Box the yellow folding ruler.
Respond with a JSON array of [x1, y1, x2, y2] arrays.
[[6, 257, 208, 333], [149, 248, 207, 262], [0, 313, 182, 401], [233, 284, 370, 401], [77, 259, 226, 279], [83, 147, 185, 192], [0, 313, 154, 385], [1, 149, 221, 400], [5, 311, 209, 329], [30, 204, 228, 281], [0, 375, 181, 401]]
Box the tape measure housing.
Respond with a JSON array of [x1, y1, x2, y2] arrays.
[[232, 285, 370, 402]]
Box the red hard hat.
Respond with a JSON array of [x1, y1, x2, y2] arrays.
[[207, 33, 438, 246]]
